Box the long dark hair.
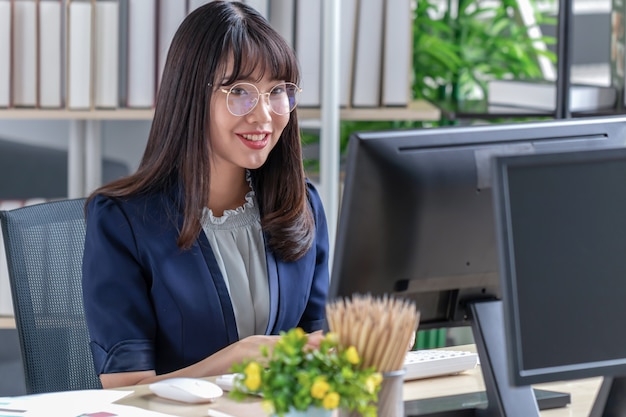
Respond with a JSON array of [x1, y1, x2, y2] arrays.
[[88, 1, 314, 262]]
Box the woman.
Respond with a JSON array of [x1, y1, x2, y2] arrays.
[[82, 1, 329, 389]]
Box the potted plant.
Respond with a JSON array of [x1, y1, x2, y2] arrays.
[[230, 328, 383, 417]]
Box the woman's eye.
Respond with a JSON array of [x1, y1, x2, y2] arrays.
[[271, 86, 286, 95], [230, 87, 248, 96]]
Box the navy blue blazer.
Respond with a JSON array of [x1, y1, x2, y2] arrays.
[[82, 181, 329, 375]]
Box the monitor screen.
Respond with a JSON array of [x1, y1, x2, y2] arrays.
[[493, 147, 626, 386], [329, 115, 626, 330]]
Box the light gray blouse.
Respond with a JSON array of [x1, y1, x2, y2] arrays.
[[200, 189, 270, 339]]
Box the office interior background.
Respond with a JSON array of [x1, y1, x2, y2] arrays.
[[0, 0, 613, 397]]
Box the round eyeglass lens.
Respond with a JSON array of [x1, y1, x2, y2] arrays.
[[226, 82, 300, 116], [268, 82, 300, 115], [226, 84, 258, 116]]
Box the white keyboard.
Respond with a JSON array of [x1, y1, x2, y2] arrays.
[[215, 349, 479, 391], [404, 349, 479, 380]]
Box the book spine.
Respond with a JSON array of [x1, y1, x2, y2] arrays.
[[156, 0, 186, 89], [38, 0, 62, 108], [294, 0, 321, 107], [12, 0, 37, 107], [268, 0, 294, 48], [243, 0, 268, 19], [94, 0, 119, 108], [351, 0, 384, 107], [381, 0, 411, 107], [339, 0, 357, 108], [126, 0, 156, 108], [0, 0, 11, 108], [67, 0, 92, 110], [187, 0, 210, 14]]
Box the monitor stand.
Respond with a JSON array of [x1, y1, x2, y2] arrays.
[[589, 376, 626, 416], [469, 299, 541, 417], [403, 299, 560, 417], [404, 388, 570, 417]]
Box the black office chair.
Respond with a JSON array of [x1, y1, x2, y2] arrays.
[[0, 198, 101, 393]]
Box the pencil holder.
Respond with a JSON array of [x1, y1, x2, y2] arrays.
[[377, 369, 405, 417], [338, 368, 406, 417]]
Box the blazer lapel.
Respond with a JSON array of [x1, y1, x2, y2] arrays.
[[197, 231, 239, 344], [265, 248, 279, 334]]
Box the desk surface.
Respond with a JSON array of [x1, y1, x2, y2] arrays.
[[114, 345, 603, 417], [0, 316, 15, 329]]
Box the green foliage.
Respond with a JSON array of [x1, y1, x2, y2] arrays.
[[413, 0, 557, 102], [230, 328, 382, 417]]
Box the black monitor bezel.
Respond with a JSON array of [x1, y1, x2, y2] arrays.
[[493, 146, 626, 386]]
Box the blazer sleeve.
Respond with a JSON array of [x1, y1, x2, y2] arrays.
[[297, 180, 330, 333], [82, 195, 156, 374]]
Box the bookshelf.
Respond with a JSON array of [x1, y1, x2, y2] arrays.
[[297, 100, 440, 122], [0, 109, 154, 120], [0, 102, 440, 122], [0, 0, 440, 201]]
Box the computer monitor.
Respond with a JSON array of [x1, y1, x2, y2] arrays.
[[493, 147, 626, 415], [328, 115, 626, 417]]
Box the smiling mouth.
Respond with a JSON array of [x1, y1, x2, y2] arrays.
[[241, 134, 267, 142]]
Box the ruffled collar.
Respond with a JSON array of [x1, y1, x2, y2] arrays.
[[201, 171, 259, 228], [202, 189, 258, 227]]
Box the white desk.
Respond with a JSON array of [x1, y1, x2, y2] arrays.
[[113, 345, 603, 417]]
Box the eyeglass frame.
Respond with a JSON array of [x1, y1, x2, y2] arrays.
[[209, 81, 302, 116]]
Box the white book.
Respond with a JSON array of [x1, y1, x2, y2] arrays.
[[157, 0, 186, 87], [487, 80, 618, 112], [0, 224, 13, 316], [268, 0, 294, 48], [339, 0, 357, 107], [382, 0, 411, 107], [0, 0, 11, 107], [13, 0, 37, 107], [294, 0, 321, 107], [351, 0, 384, 107], [244, 0, 268, 19], [39, 0, 63, 108], [95, 0, 119, 108], [68, 0, 93, 110], [187, 0, 211, 13], [127, 0, 156, 108]]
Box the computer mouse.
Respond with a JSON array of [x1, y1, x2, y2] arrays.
[[149, 377, 224, 403]]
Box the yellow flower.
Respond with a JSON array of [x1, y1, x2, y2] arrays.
[[322, 392, 340, 410], [345, 346, 360, 365], [244, 361, 261, 375], [325, 332, 338, 344], [244, 372, 261, 391], [365, 372, 383, 393], [261, 400, 275, 415], [243, 361, 262, 391], [310, 378, 330, 399]]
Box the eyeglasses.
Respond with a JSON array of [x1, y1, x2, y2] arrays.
[[216, 82, 302, 116]]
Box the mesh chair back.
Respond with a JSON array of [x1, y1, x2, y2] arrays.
[[0, 198, 101, 393]]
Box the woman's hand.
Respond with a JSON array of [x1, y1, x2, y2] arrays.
[[98, 330, 326, 388], [305, 330, 325, 350]]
